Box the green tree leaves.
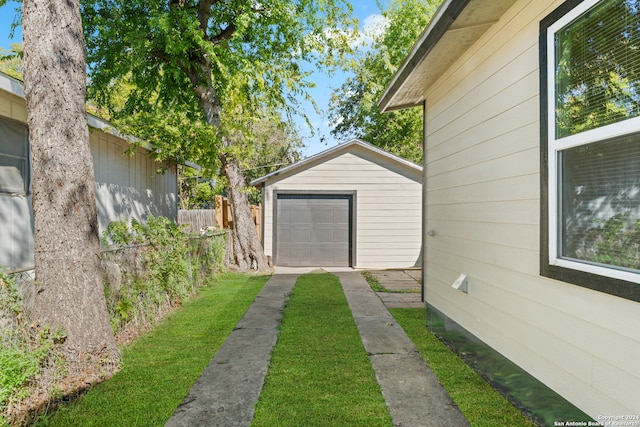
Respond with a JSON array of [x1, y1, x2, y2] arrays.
[[329, 0, 440, 163], [0, 44, 23, 80], [81, 0, 356, 168]]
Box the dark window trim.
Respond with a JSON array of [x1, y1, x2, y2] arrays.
[[272, 190, 357, 267], [539, 0, 640, 303]]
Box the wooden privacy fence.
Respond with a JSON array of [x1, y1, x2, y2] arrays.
[[178, 195, 262, 238]]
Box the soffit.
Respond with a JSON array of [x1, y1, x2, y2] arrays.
[[379, 0, 519, 112]]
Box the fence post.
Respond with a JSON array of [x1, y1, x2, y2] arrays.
[[252, 204, 262, 240], [214, 195, 260, 237], [215, 195, 224, 229], [224, 197, 232, 229]]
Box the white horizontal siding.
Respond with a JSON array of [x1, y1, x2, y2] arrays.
[[91, 131, 177, 234], [423, 0, 639, 417], [428, 122, 538, 178], [0, 88, 177, 269], [0, 91, 27, 123], [261, 149, 422, 269], [428, 220, 538, 251], [428, 200, 539, 225]]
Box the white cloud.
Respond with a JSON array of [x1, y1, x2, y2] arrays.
[[308, 13, 389, 55], [355, 14, 389, 48]]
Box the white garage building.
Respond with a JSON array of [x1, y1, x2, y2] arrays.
[[250, 139, 422, 268]]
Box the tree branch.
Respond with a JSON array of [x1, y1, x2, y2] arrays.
[[197, 1, 267, 45], [197, 0, 215, 35], [213, 23, 236, 44]]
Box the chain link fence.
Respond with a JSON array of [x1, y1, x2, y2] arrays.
[[1, 230, 231, 425]]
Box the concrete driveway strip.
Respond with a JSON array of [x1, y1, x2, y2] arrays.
[[165, 272, 299, 427], [335, 271, 469, 427]]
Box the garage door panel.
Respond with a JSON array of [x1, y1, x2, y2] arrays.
[[311, 209, 333, 224], [289, 209, 311, 224], [315, 247, 338, 264], [312, 229, 333, 243], [287, 227, 310, 242], [276, 194, 352, 267], [278, 228, 291, 242], [277, 245, 310, 265]]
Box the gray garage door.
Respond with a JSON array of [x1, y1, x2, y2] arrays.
[[275, 194, 352, 267]]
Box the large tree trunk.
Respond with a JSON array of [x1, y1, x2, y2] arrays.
[[22, 0, 119, 377], [188, 66, 270, 272], [220, 153, 270, 271]]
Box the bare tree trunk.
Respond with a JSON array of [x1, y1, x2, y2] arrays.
[[22, 0, 119, 376], [187, 64, 270, 272], [220, 153, 270, 271]]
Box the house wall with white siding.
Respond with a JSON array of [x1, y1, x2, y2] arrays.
[[90, 130, 177, 235], [422, 0, 640, 417], [260, 143, 422, 268], [0, 76, 177, 270]]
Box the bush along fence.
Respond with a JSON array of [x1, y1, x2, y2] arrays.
[[100, 215, 229, 335], [0, 215, 228, 426]]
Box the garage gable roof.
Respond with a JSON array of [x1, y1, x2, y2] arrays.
[[249, 138, 422, 187], [378, 0, 518, 112]]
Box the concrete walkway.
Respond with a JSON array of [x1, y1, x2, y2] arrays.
[[369, 269, 424, 309], [166, 272, 300, 427], [166, 268, 468, 427], [337, 271, 469, 427]]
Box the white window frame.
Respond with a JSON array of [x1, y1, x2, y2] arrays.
[[546, 0, 640, 284]]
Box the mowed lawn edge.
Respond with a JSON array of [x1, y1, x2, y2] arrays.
[[251, 272, 393, 427], [389, 308, 536, 427], [37, 273, 269, 427]]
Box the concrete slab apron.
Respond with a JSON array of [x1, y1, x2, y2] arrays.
[[166, 273, 298, 427], [335, 272, 469, 427]]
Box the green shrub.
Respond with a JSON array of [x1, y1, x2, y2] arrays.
[[0, 349, 38, 407], [1, 272, 67, 425], [0, 272, 35, 413], [0, 271, 22, 319], [101, 216, 227, 334], [1, 217, 227, 423]]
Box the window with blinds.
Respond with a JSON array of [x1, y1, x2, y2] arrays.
[[0, 117, 30, 195], [554, 0, 640, 139], [545, 0, 640, 283], [560, 133, 640, 271]]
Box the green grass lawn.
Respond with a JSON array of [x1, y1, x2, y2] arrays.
[[34, 271, 536, 427], [251, 272, 392, 427], [390, 308, 536, 427], [36, 273, 269, 427]]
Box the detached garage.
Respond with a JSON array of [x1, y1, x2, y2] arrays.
[[250, 139, 422, 268]]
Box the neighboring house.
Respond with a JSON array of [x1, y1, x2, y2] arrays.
[[251, 139, 422, 268], [379, 0, 639, 418], [0, 72, 178, 270]]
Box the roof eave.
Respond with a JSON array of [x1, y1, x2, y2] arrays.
[[0, 71, 199, 167], [378, 0, 468, 112], [249, 138, 422, 187], [378, 0, 519, 113], [0, 71, 25, 98]]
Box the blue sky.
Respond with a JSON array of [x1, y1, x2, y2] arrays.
[[0, 1, 388, 158]]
